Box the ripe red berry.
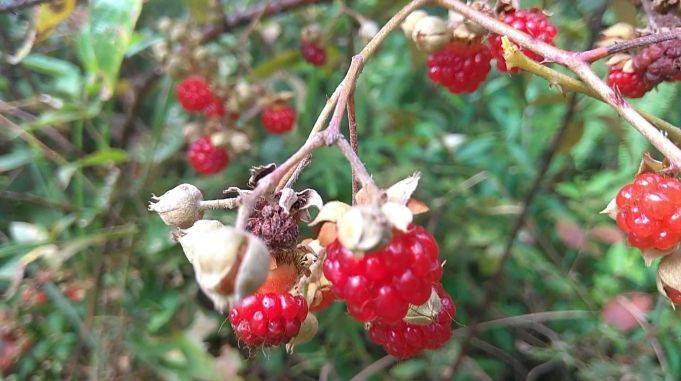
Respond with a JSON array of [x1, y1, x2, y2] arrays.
[[176, 76, 213, 112], [261, 103, 296, 134], [427, 41, 492, 94], [300, 40, 327, 66], [607, 67, 654, 98], [204, 97, 225, 119], [187, 136, 229, 174], [367, 284, 455, 358], [488, 9, 557, 73], [615, 173, 681, 251], [229, 292, 308, 347], [323, 224, 442, 324]]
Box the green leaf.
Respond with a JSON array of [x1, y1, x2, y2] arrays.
[[56, 149, 128, 187], [22, 54, 82, 98], [0, 150, 34, 172], [250, 50, 300, 80], [85, 0, 143, 99]]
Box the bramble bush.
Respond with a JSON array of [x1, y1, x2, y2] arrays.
[[1, 0, 681, 379]]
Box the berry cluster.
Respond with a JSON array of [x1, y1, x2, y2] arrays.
[[427, 41, 492, 94], [425, 8, 557, 94], [229, 292, 308, 347], [323, 224, 443, 323], [615, 173, 681, 251], [300, 40, 327, 67], [367, 284, 455, 358], [608, 39, 681, 98], [488, 9, 557, 73], [261, 103, 297, 134], [187, 136, 229, 175]]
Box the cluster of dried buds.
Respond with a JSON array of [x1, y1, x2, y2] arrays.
[[603, 155, 681, 306], [149, 166, 455, 357]]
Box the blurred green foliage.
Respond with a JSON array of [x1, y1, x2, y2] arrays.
[[1, 0, 680, 380]]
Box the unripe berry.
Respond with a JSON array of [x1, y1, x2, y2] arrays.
[[176, 76, 213, 112], [427, 41, 492, 94], [261, 103, 296, 134], [187, 136, 229, 174], [488, 9, 557, 73], [615, 173, 681, 251], [323, 224, 442, 324]]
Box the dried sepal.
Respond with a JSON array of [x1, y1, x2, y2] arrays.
[[177, 220, 269, 311], [605, 53, 633, 68], [337, 206, 392, 252], [248, 163, 277, 188], [309, 201, 351, 226], [381, 202, 413, 232], [149, 184, 204, 228], [287, 313, 318, 350], [278, 188, 323, 218], [596, 23, 636, 48], [657, 251, 681, 307], [407, 198, 430, 215], [403, 288, 442, 325], [636, 153, 667, 176], [386, 172, 421, 205]]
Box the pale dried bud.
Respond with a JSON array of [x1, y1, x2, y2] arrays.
[[657, 252, 681, 306], [259, 22, 282, 44], [301, 23, 323, 44], [358, 21, 379, 43], [403, 288, 442, 325], [412, 16, 451, 53], [401, 10, 428, 39], [337, 206, 392, 252], [309, 201, 351, 226], [148, 184, 203, 228], [169, 24, 187, 42], [152, 42, 169, 61], [227, 131, 251, 154], [183, 122, 202, 143], [177, 221, 270, 311], [156, 17, 172, 33], [596, 23, 636, 48]]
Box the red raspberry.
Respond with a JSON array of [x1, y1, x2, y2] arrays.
[[176, 76, 213, 112], [488, 9, 557, 73], [367, 284, 455, 358], [323, 224, 442, 324], [300, 40, 327, 66], [607, 67, 654, 98], [427, 41, 492, 94], [261, 103, 296, 134], [229, 292, 308, 347], [187, 136, 229, 174], [615, 173, 681, 251]]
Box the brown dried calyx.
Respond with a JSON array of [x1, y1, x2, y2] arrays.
[[247, 196, 301, 250]]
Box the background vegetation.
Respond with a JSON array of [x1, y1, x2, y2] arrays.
[[1, 0, 680, 379]]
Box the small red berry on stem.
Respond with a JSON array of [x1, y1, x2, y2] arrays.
[[607, 67, 654, 99], [323, 224, 442, 324], [300, 40, 327, 67], [367, 284, 455, 358], [187, 136, 229, 174], [488, 8, 557, 73], [427, 41, 492, 94], [176, 75, 214, 112], [261, 103, 297, 134], [229, 292, 308, 347], [615, 173, 681, 251]]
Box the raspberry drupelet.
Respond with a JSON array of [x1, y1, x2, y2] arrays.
[[175, 75, 214, 112], [367, 284, 455, 358], [615, 173, 681, 251], [187, 136, 229, 174], [229, 292, 308, 347], [261, 103, 297, 134], [427, 41, 492, 94], [323, 224, 442, 324], [488, 9, 558, 73], [300, 40, 327, 66]]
